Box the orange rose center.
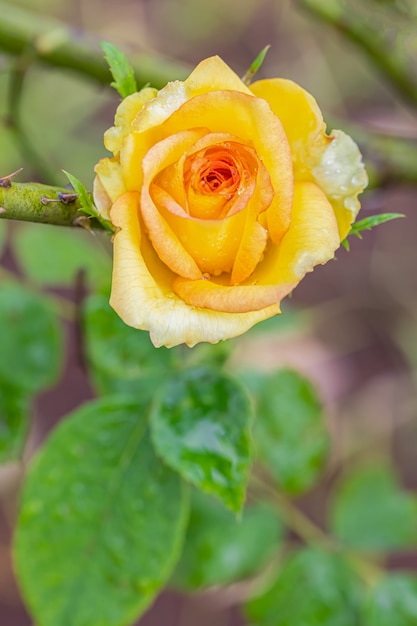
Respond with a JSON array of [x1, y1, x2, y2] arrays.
[[183, 142, 255, 220]]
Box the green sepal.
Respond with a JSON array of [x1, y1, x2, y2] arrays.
[[242, 45, 271, 85], [62, 170, 113, 232], [343, 212, 404, 249], [101, 41, 138, 98]]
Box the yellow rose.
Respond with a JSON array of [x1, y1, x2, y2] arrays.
[[94, 56, 367, 347]]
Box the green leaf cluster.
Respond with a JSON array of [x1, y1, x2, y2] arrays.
[[3, 271, 417, 626]]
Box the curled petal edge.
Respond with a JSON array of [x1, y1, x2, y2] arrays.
[[110, 192, 283, 348]]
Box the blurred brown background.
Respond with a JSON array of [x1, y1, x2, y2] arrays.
[[1, 0, 417, 623]]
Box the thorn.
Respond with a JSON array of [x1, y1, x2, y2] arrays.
[[0, 167, 24, 188], [58, 192, 78, 205], [73, 215, 96, 235], [41, 196, 62, 205], [42, 192, 79, 205]]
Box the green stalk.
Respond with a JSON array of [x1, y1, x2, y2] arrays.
[[0, 181, 104, 228]]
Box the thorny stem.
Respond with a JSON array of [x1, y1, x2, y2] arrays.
[[0, 179, 106, 229]]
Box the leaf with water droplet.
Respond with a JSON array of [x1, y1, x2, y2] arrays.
[[14, 396, 189, 626], [330, 464, 417, 551], [252, 368, 329, 494], [150, 367, 253, 513], [245, 547, 363, 626]]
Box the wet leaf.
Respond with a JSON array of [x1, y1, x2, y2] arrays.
[[14, 396, 189, 626], [330, 464, 417, 550], [246, 547, 363, 626], [254, 369, 329, 494], [150, 367, 252, 513]]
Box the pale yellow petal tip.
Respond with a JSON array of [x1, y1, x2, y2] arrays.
[[132, 81, 189, 133], [184, 55, 252, 96], [104, 88, 158, 154], [312, 129, 368, 217]]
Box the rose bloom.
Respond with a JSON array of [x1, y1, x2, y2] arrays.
[[94, 56, 367, 347]]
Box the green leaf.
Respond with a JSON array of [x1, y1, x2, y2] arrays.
[[14, 396, 189, 626], [150, 367, 252, 513], [346, 212, 404, 242], [83, 293, 175, 383], [14, 223, 111, 289], [242, 45, 271, 85], [330, 465, 417, 551], [101, 41, 138, 98], [62, 170, 113, 232], [0, 283, 63, 393], [0, 379, 30, 463], [253, 369, 329, 494], [173, 489, 282, 589], [365, 574, 417, 625], [246, 547, 363, 626]]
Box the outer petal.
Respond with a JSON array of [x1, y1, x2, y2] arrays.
[[312, 130, 368, 240], [250, 78, 329, 175], [93, 175, 111, 220], [251, 181, 340, 285], [110, 192, 283, 347], [250, 79, 367, 239], [104, 88, 158, 154], [183, 55, 253, 97], [173, 276, 295, 313], [131, 56, 253, 135], [94, 157, 127, 220]]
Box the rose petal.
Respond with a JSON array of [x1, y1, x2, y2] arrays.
[[94, 157, 126, 210], [93, 176, 111, 221], [104, 88, 158, 154], [250, 79, 367, 239], [152, 183, 248, 276], [312, 129, 368, 240], [184, 55, 253, 97], [141, 129, 207, 279], [230, 158, 274, 284], [110, 192, 283, 347], [251, 181, 340, 285], [161, 90, 294, 243], [173, 275, 295, 313]]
